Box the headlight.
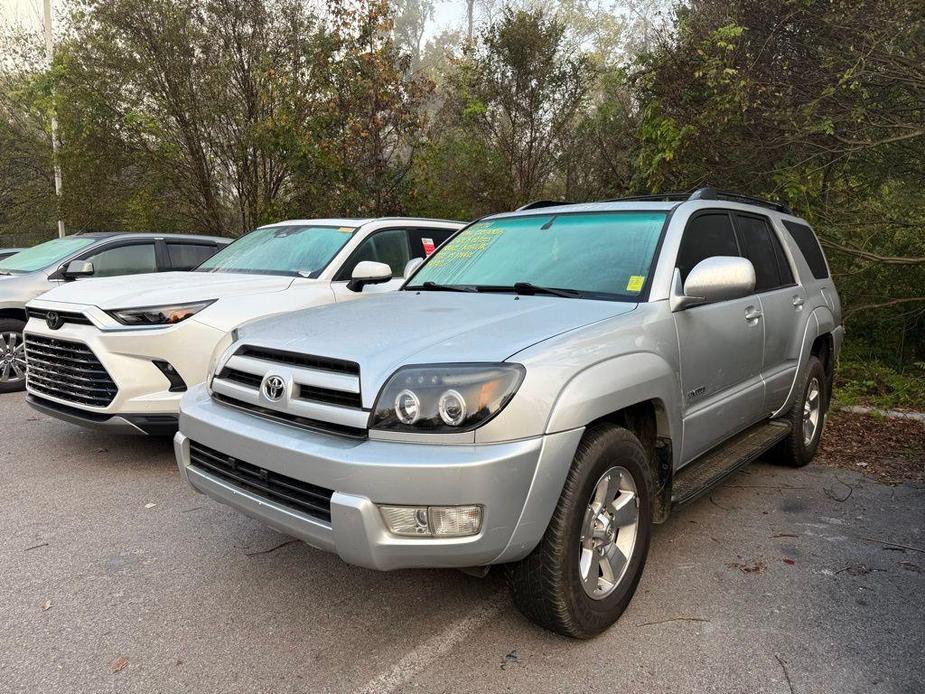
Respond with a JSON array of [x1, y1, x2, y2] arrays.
[[107, 300, 216, 326], [370, 363, 525, 433]]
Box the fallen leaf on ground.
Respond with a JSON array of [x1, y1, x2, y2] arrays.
[[144, 503, 156, 509], [110, 656, 129, 673], [42, 600, 52, 611], [783, 558, 795, 565], [728, 561, 766, 574]]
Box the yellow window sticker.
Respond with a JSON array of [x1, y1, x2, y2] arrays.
[[337, 226, 354, 233], [626, 275, 645, 292]]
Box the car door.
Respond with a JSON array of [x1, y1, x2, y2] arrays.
[[673, 210, 766, 463], [732, 213, 804, 413]]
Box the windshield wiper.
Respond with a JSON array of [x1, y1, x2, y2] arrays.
[[415, 281, 477, 293], [476, 282, 582, 298]]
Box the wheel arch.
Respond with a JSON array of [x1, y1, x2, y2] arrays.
[[545, 352, 681, 524], [0, 307, 27, 323]]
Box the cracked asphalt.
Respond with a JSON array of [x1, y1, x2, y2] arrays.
[[1, 392, 923, 693]]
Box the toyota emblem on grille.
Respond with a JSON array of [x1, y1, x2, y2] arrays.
[[263, 375, 286, 401], [45, 311, 63, 330]]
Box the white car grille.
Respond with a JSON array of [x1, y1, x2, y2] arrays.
[[24, 334, 118, 408], [210, 345, 368, 438]]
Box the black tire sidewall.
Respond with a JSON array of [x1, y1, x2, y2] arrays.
[[788, 356, 826, 466], [0, 318, 26, 393], [559, 427, 653, 635]]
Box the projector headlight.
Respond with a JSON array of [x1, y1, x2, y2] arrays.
[[107, 300, 216, 326], [370, 363, 525, 433]]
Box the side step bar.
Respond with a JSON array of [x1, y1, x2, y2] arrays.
[[671, 419, 792, 507]]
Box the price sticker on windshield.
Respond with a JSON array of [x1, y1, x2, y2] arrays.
[[626, 275, 645, 292], [422, 238, 436, 256]]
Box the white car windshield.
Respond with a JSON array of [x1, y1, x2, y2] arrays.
[[195, 224, 356, 277], [0, 237, 98, 273]]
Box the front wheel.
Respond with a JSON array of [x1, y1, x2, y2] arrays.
[[0, 319, 27, 393], [508, 425, 652, 638]]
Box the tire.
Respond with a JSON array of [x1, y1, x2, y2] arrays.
[[508, 425, 652, 638], [774, 355, 827, 467], [0, 318, 27, 393]]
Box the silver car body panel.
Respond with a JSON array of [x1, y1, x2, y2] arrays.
[[177, 199, 844, 569]]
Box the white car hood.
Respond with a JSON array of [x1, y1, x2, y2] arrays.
[[37, 271, 297, 309]]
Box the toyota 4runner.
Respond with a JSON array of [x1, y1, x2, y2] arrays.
[[173, 189, 843, 637]]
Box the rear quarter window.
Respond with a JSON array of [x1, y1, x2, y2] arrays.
[[782, 220, 829, 279]]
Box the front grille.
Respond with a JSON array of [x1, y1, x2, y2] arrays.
[[220, 367, 262, 389], [24, 334, 118, 407], [210, 344, 368, 438], [213, 394, 367, 439], [237, 345, 359, 376], [27, 308, 93, 326], [188, 440, 334, 523]]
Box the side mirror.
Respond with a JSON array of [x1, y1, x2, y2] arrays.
[[347, 260, 393, 292], [62, 260, 95, 281], [670, 256, 755, 311], [403, 257, 423, 279]]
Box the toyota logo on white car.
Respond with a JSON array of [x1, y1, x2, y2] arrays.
[[262, 375, 285, 401]]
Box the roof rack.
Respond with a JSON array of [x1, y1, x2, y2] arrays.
[[516, 200, 571, 211], [516, 187, 792, 214], [687, 187, 792, 214]]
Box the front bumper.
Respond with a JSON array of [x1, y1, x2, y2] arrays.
[[23, 299, 226, 432], [176, 384, 584, 571]]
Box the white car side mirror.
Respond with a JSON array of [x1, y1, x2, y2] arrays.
[[403, 257, 424, 279], [347, 260, 393, 292], [670, 256, 755, 311]]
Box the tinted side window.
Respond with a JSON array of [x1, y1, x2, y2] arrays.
[[337, 229, 410, 279], [407, 228, 456, 259], [676, 212, 739, 282], [167, 243, 219, 270], [733, 214, 783, 292], [86, 243, 157, 278], [783, 220, 829, 279]]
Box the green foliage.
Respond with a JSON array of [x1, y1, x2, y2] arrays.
[[834, 352, 925, 411]]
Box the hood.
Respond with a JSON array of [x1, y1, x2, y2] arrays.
[[237, 291, 637, 398], [36, 271, 298, 309]]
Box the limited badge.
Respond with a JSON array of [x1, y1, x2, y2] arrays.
[[422, 238, 436, 256], [626, 275, 645, 292]]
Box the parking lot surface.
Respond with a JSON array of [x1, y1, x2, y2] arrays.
[[1, 392, 923, 693]]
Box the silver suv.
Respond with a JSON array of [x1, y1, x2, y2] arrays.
[[174, 189, 843, 637]]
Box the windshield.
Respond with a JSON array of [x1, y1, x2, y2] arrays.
[[195, 224, 355, 276], [0, 237, 97, 273], [406, 211, 667, 299]]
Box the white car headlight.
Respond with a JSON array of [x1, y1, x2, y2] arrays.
[[107, 300, 216, 326], [370, 363, 525, 433]]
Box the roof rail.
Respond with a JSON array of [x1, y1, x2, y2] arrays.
[[607, 191, 693, 203], [688, 187, 792, 214], [516, 200, 573, 211]]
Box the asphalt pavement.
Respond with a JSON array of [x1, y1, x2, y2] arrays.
[[1, 392, 922, 693]]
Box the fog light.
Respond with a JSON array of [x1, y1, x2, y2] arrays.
[[380, 505, 430, 536], [430, 505, 482, 537], [378, 504, 483, 538]]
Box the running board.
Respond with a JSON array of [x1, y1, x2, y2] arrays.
[[671, 419, 791, 506]]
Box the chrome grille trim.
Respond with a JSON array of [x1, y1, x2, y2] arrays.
[[211, 344, 368, 437], [24, 334, 117, 408]]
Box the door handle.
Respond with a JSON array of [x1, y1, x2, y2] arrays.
[[792, 296, 805, 308], [745, 307, 762, 321]]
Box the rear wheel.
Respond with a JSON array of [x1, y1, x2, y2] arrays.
[[0, 319, 27, 393], [508, 425, 652, 638], [774, 355, 827, 467]]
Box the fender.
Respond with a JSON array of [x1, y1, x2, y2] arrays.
[[772, 306, 834, 418], [545, 351, 682, 466]]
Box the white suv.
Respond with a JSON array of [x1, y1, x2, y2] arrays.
[[23, 217, 463, 434]]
